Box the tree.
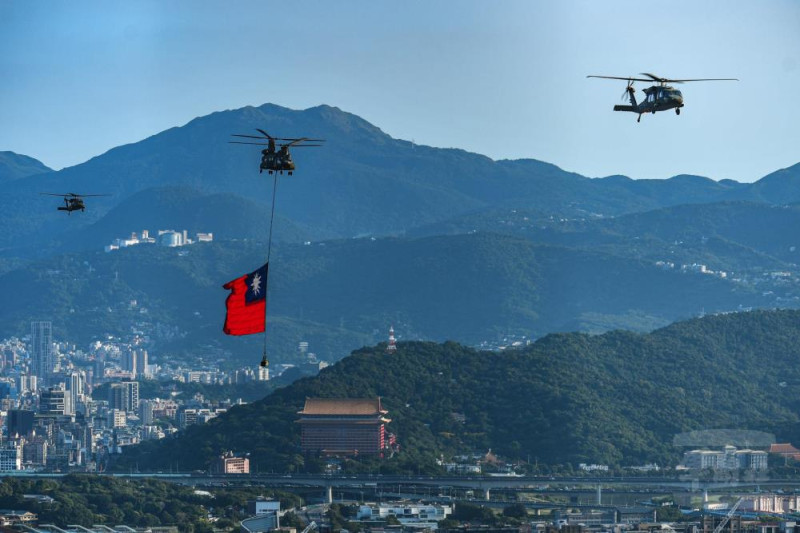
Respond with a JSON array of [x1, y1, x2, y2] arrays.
[[503, 503, 528, 519]]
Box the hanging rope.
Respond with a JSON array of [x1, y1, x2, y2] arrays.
[[261, 173, 279, 366]]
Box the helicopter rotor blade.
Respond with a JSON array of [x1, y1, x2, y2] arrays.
[[661, 78, 739, 83], [588, 75, 655, 83], [79, 194, 111, 197], [229, 141, 271, 146], [640, 72, 665, 82], [285, 139, 325, 145], [641, 72, 738, 83], [40, 192, 70, 197], [231, 134, 272, 140], [284, 138, 310, 147]]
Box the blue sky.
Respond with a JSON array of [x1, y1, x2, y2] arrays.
[[1, 0, 798, 182]]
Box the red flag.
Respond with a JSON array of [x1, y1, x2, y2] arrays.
[[223, 263, 268, 335]]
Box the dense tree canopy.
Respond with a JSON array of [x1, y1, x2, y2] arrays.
[[119, 309, 800, 472]]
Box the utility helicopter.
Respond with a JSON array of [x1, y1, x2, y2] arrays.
[[40, 192, 109, 214], [230, 129, 324, 175], [587, 73, 738, 122]]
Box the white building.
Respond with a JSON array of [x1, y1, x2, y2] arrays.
[[682, 445, 768, 470], [0, 441, 22, 471], [158, 230, 183, 247], [357, 502, 452, 527], [740, 494, 800, 513]]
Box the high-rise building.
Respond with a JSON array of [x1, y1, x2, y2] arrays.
[[135, 350, 148, 378], [22, 436, 47, 467], [125, 381, 140, 411], [0, 441, 22, 471], [40, 386, 66, 415], [30, 321, 54, 384], [65, 371, 85, 416], [139, 399, 155, 425], [121, 351, 137, 377], [108, 381, 139, 412], [7, 410, 34, 438]]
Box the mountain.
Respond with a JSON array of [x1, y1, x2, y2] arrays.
[[0, 233, 773, 365], [2, 102, 798, 259], [116, 308, 800, 472], [749, 163, 800, 204], [410, 201, 800, 272], [0, 151, 52, 183]]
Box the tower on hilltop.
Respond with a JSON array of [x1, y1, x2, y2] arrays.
[[386, 326, 397, 354]]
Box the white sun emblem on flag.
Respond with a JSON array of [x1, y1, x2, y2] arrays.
[[250, 273, 262, 296]]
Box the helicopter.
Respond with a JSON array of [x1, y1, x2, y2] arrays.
[[230, 129, 324, 175], [587, 73, 738, 122], [40, 192, 109, 214]]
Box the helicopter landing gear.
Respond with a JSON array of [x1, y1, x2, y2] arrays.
[[676, 108, 681, 115], [637, 114, 642, 123], [288, 171, 293, 176], [268, 170, 273, 175]]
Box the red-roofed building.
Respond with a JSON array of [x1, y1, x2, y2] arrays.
[[297, 398, 392, 456], [769, 443, 800, 461]]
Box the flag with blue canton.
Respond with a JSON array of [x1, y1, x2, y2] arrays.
[[245, 263, 268, 304], [222, 262, 269, 336]]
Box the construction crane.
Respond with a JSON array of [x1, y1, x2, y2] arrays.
[[712, 497, 744, 533]]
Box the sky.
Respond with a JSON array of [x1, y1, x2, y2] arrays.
[[1, 0, 798, 182]]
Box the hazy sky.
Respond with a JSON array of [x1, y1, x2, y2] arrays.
[[1, 0, 798, 182]]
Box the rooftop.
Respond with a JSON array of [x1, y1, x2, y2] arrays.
[[299, 397, 387, 416]]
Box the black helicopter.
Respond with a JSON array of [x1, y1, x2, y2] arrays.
[[230, 129, 324, 175], [587, 73, 738, 122], [40, 192, 109, 214]]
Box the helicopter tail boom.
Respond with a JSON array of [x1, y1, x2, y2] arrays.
[[613, 105, 637, 112]]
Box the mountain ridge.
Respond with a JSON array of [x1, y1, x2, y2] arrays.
[[2, 102, 799, 258], [0, 151, 52, 183]]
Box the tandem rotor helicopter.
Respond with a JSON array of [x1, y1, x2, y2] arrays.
[[230, 129, 324, 175], [587, 73, 738, 122], [40, 192, 109, 214]]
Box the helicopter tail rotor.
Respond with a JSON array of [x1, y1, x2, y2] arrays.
[[619, 79, 637, 107], [620, 79, 635, 101]]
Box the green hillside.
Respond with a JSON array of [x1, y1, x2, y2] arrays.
[[116, 309, 800, 473], [0, 233, 768, 364], [411, 201, 800, 272]]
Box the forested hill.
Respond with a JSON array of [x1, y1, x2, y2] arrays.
[[118, 309, 800, 473], [0, 233, 768, 365]]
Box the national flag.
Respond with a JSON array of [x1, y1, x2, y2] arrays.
[[222, 262, 268, 335]]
